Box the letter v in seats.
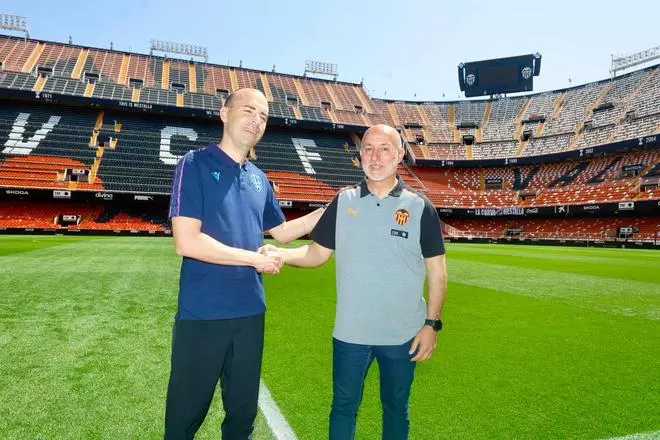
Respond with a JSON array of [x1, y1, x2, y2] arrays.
[[3, 112, 62, 155]]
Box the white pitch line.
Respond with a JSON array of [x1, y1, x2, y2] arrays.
[[601, 431, 660, 440], [258, 380, 298, 440]]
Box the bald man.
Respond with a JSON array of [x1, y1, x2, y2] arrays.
[[165, 88, 325, 440], [261, 124, 448, 439]]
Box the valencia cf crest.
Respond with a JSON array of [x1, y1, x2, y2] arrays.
[[250, 174, 262, 192], [394, 209, 410, 226]]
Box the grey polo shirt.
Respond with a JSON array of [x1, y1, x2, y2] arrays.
[[312, 177, 445, 345]]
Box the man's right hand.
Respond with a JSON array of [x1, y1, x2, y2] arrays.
[[252, 250, 284, 275]]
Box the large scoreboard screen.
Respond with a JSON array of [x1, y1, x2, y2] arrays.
[[458, 53, 541, 97]]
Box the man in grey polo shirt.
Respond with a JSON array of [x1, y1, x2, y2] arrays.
[[261, 124, 447, 440]]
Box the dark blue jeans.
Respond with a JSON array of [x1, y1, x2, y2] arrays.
[[329, 337, 416, 440]]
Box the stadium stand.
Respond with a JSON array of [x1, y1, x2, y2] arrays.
[[0, 201, 167, 231], [1, 34, 658, 163], [444, 217, 660, 242], [0, 99, 370, 196], [3, 98, 654, 209], [0, 35, 658, 244]]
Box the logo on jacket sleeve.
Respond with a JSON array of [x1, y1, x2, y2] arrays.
[[251, 174, 263, 192], [394, 209, 410, 225], [212, 171, 221, 181]]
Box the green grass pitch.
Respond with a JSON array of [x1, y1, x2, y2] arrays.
[[0, 235, 658, 439]]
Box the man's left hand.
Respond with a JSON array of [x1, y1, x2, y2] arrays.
[[409, 326, 437, 362]]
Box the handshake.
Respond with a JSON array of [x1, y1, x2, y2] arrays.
[[254, 244, 286, 275]]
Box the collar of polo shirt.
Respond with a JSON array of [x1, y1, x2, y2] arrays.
[[207, 144, 250, 170], [359, 175, 404, 198]]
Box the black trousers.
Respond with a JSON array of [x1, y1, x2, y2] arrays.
[[164, 314, 265, 440]]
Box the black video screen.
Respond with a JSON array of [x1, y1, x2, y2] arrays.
[[479, 64, 519, 87]]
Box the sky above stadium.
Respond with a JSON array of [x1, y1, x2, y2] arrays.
[[2, 0, 658, 101]]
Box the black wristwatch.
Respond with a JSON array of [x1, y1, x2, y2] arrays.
[[424, 318, 443, 332]]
